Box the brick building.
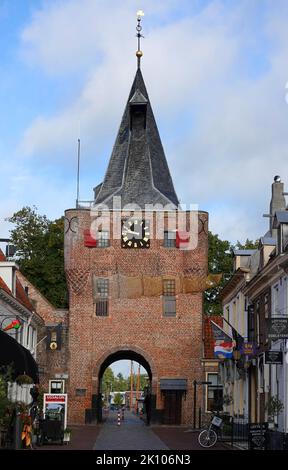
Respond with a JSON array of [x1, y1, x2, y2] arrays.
[[64, 58, 208, 424]]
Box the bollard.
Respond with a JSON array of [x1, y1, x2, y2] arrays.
[[121, 407, 125, 421], [117, 411, 121, 426]]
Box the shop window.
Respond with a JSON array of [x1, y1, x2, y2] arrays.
[[206, 373, 223, 412]]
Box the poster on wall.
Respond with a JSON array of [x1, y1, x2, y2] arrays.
[[43, 394, 68, 429]]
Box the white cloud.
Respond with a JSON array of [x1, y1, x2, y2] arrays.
[[15, 0, 288, 243]]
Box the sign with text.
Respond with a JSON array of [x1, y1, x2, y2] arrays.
[[240, 342, 256, 357], [248, 423, 268, 450], [43, 393, 68, 429], [266, 318, 288, 340], [265, 350, 283, 364]]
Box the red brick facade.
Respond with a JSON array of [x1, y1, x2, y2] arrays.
[[65, 209, 208, 424]]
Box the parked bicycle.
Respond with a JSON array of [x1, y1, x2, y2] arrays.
[[198, 413, 223, 448]]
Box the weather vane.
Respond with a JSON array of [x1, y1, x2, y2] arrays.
[[136, 10, 144, 68]]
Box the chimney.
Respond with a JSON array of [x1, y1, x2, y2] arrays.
[[0, 249, 18, 295], [269, 176, 286, 237]]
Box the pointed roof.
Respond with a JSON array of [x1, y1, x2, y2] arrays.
[[94, 69, 179, 208]]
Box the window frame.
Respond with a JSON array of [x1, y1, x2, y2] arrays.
[[163, 231, 176, 248], [163, 279, 176, 317], [97, 230, 110, 248], [95, 278, 109, 317], [205, 372, 223, 413]]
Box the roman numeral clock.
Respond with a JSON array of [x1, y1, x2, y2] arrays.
[[121, 219, 150, 248]]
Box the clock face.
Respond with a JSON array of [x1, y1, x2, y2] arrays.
[[121, 219, 150, 248]]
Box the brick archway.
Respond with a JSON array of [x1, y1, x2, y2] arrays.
[[93, 345, 157, 384], [91, 346, 158, 422]]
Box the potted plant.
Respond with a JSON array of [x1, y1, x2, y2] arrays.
[[222, 394, 234, 406], [15, 374, 34, 386], [265, 395, 284, 429], [63, 427, 72, 443]]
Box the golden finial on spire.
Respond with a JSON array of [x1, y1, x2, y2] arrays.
[[136, 10, 144, 68]]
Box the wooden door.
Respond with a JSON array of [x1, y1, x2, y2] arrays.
[[163, 391, 182, 425]]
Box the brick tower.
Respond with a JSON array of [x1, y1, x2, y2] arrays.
[[64, 24, 208, 425]]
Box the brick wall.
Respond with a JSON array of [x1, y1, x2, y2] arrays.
[[65, 209, 208, 424], [17, 272, 69, 392]]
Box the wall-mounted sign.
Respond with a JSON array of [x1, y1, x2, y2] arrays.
[[240, 342, 256, 357], [266, 318, 288, 340], [265, 351, 283, 364], [43, 393, 68, 429], [248, 423, 268, 450]]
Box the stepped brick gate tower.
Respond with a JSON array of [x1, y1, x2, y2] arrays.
[[64, 17, 208, 425]]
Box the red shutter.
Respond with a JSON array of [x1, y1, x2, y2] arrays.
[[176, 231, 190, 249], [84, 229, 97, 247]]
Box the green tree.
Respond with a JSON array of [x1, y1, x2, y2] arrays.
[[102, 367, 115, 397], [8, 206, 68, 307], [205, 232, 259, 315], [205, 231, 233, 315], [114, 373, 127, 392], [113, 393, 123, 406]]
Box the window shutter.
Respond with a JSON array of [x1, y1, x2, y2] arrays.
[[84, 229, 97, 247], [175, 231, 190, 248]]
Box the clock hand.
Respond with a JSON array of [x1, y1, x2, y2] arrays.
[[126, 230, 140, 235]]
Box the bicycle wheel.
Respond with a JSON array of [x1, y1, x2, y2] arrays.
[[198, 428, 217, 448]]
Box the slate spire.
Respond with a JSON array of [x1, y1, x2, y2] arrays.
[[94, 68, 179, 209]]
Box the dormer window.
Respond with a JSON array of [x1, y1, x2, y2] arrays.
[[129, 89, 148, 131]]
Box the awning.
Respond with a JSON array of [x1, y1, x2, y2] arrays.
[[160, 379, 187, 391], [0, 330, 39, 383]]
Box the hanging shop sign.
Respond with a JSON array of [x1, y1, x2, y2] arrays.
[[248, 423, 268, 450], [266, 318, 288, 340], [264, 351, 283, 365], [46, 324, 62, 351], [240, 342, 256, 357], [43, 393, 68, 429], [1, 317, 22, 334]]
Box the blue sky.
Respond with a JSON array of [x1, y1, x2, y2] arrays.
[[1, 0, 288, 376], [1, 0, 288, 244]]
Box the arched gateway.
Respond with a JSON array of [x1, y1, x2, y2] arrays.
[[64, 34, 208, 426], [92, 347, 155, 422]]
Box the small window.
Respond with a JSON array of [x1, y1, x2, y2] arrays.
[[164, 231, 176, 248], [163, 280, 176, 317], [97, 231, 110, 248], [96, 278, 109, 316], [49, 380, 65, 394]]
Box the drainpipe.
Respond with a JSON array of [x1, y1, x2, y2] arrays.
[[284, 340, 288, 435]]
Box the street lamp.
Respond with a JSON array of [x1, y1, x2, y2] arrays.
[[193, 380, 212, 429]]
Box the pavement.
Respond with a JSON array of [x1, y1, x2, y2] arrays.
[[34, 424, 101, 450], [34, 410, 231, 451], [93, 410, 168, 450], [152, 427, 230, 451]]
